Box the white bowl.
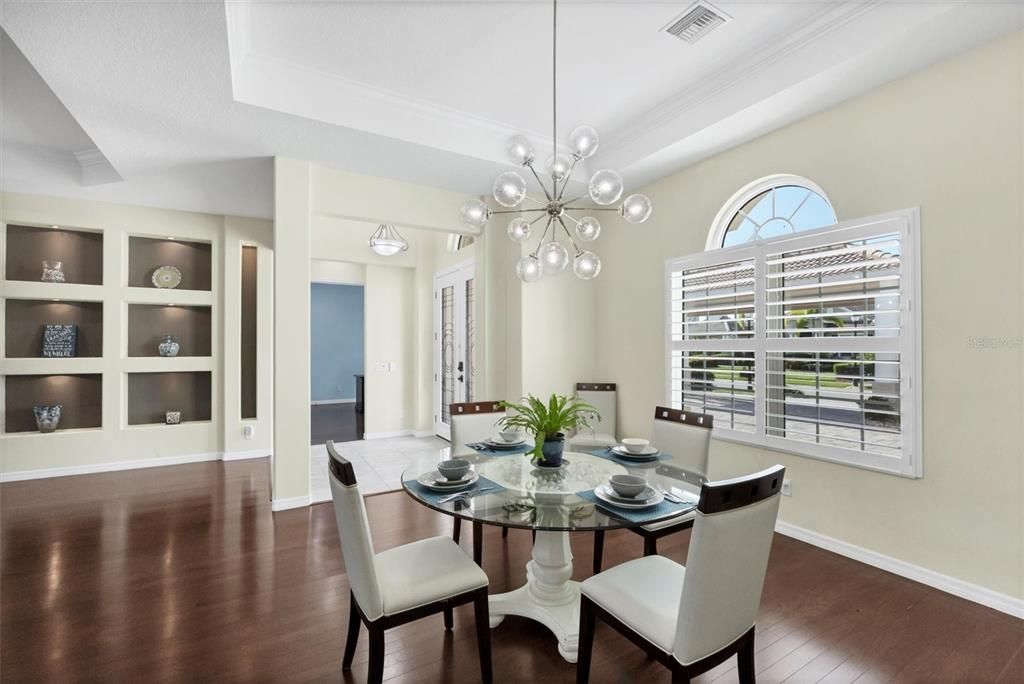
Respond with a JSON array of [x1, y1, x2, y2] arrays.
[[609, 474, 647, 498], [621, 438, 650, 454], [499, 428, 522, 443]]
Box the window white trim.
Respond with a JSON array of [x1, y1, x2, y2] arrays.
[[706, 174, 836, 250], [668, 208, 922, 478]]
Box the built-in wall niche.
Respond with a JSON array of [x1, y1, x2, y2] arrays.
[[240, 245, 257, 419], [3, 374, 103, 433], [127, 371, 211, 425], [5, 224, 103, 285], [127, 304, 212, 357], [128, 236, 212, 291], [4, 299, 103, 358]]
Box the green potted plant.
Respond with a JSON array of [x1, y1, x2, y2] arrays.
[[498, 394, 599, 468]]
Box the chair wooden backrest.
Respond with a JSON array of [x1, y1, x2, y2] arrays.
[[650, 406, 713, 478], [575, 383, 617, 438], [672, 465, 785, 666], [449, 401, 505, 456], [327, 440, 385, 621]]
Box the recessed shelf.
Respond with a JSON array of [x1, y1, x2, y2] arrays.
[[126, 371, 211, 425], [127, 304, 211, 357], [5, 299, 103, 358], [5, 224, 103, 285], [3, 374, 103, 433], [128, 236, 212, 291]]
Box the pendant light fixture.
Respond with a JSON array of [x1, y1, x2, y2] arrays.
[[458, 0, 652, 282], [368, 224, 409, 256]]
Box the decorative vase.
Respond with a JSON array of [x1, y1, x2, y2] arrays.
[[33, 405, 62, 433], [41, 260, 65, 283], [537, 432, 566, 468], [158, 335, 180, 357]]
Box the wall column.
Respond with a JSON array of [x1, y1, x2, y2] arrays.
[[272, 157, 312, 509]]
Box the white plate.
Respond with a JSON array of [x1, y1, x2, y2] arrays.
[[417, 470, 479, 491], [152, 265, 182, 289], [600, 484, 658, 504], [484, 438, 525, 449], [611, 445, 660, 459], [595, 484, 664, 509]]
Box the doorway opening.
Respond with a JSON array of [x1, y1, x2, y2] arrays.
[[434, 260, 476, 440], [310, 280, 365, 445]]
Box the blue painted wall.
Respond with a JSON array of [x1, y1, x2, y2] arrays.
[[310, 283, 364, 401]]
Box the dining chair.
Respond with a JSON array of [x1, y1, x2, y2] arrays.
[[591, 407, 713, 573], [576, 465, 785, 684], [449, 400, 509, 548], [327, 441, 493, 684], [568, 383, 617, 450]]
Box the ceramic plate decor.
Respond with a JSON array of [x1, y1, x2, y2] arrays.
[[595, 484, 663, 509], [417, 470, 479, 492], [611, 445, 660, 460], [152, 265, 182, 289]]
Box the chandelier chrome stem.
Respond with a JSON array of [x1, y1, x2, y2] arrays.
[[552, 0, 558, 171], [525, 161, 553, 201]]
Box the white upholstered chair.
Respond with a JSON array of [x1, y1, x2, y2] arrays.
[[577, 465, 785, 684], [449, 401, 509, 549], [327, 441, 493, 684], [568, 383, 617, 449], [592, 406, 713, 572]]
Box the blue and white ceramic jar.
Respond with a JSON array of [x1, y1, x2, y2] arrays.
[[33, 405, 62, 433], [158, 335, 180, 357]]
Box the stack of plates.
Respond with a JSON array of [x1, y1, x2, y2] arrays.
[[482, 436, 526, 450], [594, 483, 664, 509], [417, 470, 480, 492], [610, 444, 660, 461]]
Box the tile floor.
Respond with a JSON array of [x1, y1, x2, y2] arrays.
[[310, 434, 450, 502]]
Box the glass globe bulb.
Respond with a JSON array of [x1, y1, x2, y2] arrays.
[[621, 193, 653, 224], [568, 125, 599, 160], [492, 171, 527, 208], [547, 154, 573, 182], [459, 199, 491, 229], [575, 216, 601, 242], [506, 135, 535, 166], [573, 250, 602, 280], [516, 255, 543, 283], [507, 217, 532, 243], [588, 169, 624, 205], [539, 240, 569, 273]]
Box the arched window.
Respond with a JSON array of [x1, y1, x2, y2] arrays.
[[707, 175, 837, 249]]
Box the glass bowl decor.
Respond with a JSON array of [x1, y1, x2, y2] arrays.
[[41, 260, 65, 283], [33, 405, 62, 433]]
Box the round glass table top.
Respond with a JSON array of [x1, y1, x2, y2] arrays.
[[400, 449, 707, 532]]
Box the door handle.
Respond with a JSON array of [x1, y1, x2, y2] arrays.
[[458, 374, 464, 383], [457, 361, 464, 372]]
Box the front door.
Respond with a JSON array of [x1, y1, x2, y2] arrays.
[[433, 261, 475, 440]]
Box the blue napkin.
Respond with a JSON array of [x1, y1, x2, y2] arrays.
[[467, 442, 534, 456], [590, 447, 672, 467], [576, 488, 696, 524], [403, 475, 506, 506]]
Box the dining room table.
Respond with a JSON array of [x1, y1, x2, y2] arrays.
[[400, 443, 707, 663]]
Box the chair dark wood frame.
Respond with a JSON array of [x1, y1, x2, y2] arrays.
[[328, 446, 493, 684], [591, 407, 713, 574], [576, 465, 785, 684], [449, 400, 511, 557]]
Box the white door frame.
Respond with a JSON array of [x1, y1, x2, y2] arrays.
[[433, 259, 475, 440]]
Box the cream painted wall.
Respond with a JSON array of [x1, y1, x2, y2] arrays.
[[0, 191, 274, 476], [363, 264, 415, 435], [594, 32, 1024, 599], [310, 259, 365, 285]]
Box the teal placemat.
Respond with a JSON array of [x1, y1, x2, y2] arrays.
[[590, 447, 672, 467], [467, 442, 534, 456], [403, 475, 506, 506], [576, 488, 696, 524]]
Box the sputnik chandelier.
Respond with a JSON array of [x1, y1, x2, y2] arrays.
[[458, 0, 652, 282]]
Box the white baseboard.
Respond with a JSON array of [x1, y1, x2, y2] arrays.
[[362, 429, 414, 440], [222, 449, 271, 461], [0, 451, 224, 483], [310, 398, 356, 405], [271, 495, 311, 511], [775, 520, 1024, 619]]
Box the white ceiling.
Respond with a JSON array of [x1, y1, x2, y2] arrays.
[[2, 1, 1022, 219]]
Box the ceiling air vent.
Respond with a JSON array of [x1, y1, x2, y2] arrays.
[[663, 2, 731, 44]]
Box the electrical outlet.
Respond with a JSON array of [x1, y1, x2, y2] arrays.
[[243, 425, 255, 440], [781, 478, 792, 497]]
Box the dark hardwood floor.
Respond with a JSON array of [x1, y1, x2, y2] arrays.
[[2, 459, 1021, 683], [312, 402, 363, 445]]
